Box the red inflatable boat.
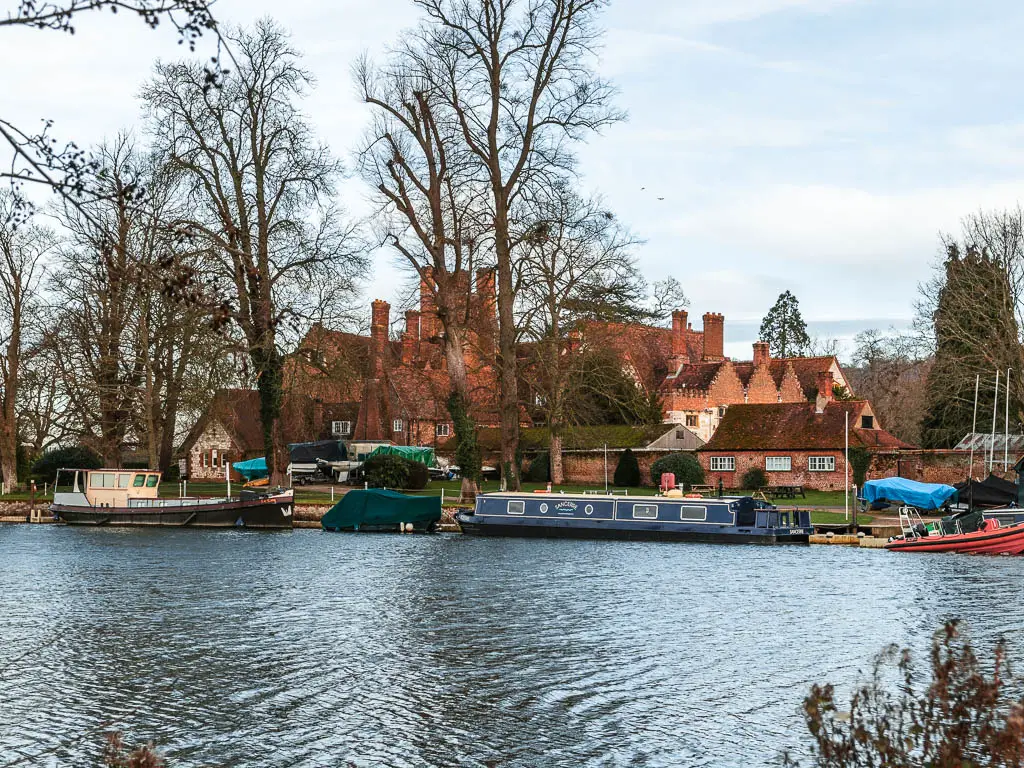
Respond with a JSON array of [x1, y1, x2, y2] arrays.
[[885, 508, 1024, 555]]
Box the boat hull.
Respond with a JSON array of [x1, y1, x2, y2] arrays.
[[52, 495, 294, 529], [456, 514, 809, 544], [885, 522, 1024, 554]]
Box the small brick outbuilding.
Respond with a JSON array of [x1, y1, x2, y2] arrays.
[[697, 385, 913, 490]]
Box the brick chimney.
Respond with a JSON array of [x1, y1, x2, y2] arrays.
[[702, 312, 724, 362], [753, 341, 770, 367], [476, 268, 496, 303], [419, 266, 438, 339], [370, 299, 390, 376], [401, 309, 420, 364], [671, 309, 689, 359], [815, 370, 834, 413]]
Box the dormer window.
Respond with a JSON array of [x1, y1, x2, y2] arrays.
[[861, 415, 874, 429]]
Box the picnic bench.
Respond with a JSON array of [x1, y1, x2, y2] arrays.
[[758, 485, 806, 500]]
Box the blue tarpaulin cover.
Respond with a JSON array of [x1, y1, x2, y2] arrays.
[[860, 477, 958, 511], [232, 457, 268, 480]]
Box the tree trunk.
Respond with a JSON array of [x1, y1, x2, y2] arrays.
[[550, 428, 564, 486], [441, 322, 480, 500], [253, 342, 285, 486], [493, 206, 520, 491]]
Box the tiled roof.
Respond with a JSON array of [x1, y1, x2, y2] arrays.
[[181, 389, 323, 454], [700, 401, 914, 452], [662, 361, 725, 391]]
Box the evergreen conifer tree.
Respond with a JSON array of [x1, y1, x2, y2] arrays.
[[613, 448, 641, 487], [759, 291, 811, 357]]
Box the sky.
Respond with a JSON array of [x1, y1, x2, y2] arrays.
[[5, 0, 1024, 360]]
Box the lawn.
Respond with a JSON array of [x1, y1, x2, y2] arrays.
[[0, 480, 862, 513]]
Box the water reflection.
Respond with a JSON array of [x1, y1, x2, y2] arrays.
[[2, 526, 1024, 767]]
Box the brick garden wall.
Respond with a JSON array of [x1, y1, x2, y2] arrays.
[[561, 450, 682, 487]]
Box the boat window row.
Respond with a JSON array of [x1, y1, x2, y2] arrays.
[[502, 499, 708, 522], [90, 472, 159, 489]]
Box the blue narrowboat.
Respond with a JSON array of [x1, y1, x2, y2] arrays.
[[456, 493, 812, 544]]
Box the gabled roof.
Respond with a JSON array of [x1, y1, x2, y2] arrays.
[[699, 401, 914, 452], [662, 361, 725, 391]]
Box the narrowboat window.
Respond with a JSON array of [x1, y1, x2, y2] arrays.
[[507, 500, 525, 515], [679, 505, 706, 521], [633, 504, 658, 520], [585, 504, 594, 515], [146, 475, 159, 488], [132, 474, 145, 487], [540, 503, 548, 513], [117, 473, 131, 488]]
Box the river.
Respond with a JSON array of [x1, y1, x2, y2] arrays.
[[2, 525, 1024, 767]]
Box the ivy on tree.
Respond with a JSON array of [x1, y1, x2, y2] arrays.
[[759, 291, 810, 357]]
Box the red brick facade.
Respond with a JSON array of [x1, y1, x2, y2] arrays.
[[698, 396, 915, 490]]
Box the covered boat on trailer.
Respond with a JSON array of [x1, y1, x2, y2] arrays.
[[456, 492, 812, 544], [50, 468, 293, 529]]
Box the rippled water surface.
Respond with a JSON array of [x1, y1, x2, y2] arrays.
[[3, 526, 1024, 766]]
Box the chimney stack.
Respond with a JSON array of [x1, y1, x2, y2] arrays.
[[753, 341, 770, 367], [702, 312, 725, 362], [671, 309, 689, 360], [370, 299, 390, 376], [815, 370, 834, 413], [401, 309, 420, 364], [419, 266, 439, 339]]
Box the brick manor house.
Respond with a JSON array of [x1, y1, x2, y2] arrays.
[[180, 273, 862, 478]]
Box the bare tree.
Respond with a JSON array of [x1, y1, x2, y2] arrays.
[[416, 0, 624, 489], [356, 48, 489, 498], [518, 183, 643, 483], [0, 192, 52, 487], [848, 329, 931, 445], [2, 1, 221, 221], [143, 20, 365, 483]]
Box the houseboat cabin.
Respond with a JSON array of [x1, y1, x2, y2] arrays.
[[457, 492, 812, 544], [55, 469, 163, 509]]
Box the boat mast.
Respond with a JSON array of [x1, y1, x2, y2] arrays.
[[1005, 367, 1012, 471], [969, 373, 979, 480], [990, 369, 1000, 473]]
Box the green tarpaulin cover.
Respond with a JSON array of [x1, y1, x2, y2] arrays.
[[366, 445, 436, 466], [320, 488, 441, 531]]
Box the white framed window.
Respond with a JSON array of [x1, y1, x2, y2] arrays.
[[211, 449, 219, 468], [436, 423, 450, 437], [393, 419, 404, 433], [710, 456, 735, 472], [766, 456, 792, 472], [507, 500, 525, 515], [809, 456, 836, 472], [679, 505, 707, 521], [632, 504, 658, 520], [685, 414, 699, 427], [332, 420, 351, 436], [201, 452, 209, 468]]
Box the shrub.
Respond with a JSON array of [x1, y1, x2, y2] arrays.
[[362, 454, 430, 490], [32, 445, 103, 484], [786, 621, 1024, 767], [405, 459, 429, 490], [613, 448, 641, 487], [741, 467, 768, 490], [524, 452, 551, 482], [363, 455, 409, 489], [650, 452, 704, 489]]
